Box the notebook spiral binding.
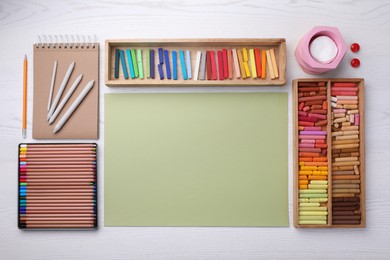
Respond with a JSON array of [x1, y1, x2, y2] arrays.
[[35, 34, 98, 49]]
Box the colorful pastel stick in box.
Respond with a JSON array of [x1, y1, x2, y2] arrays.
[[293, 78, 365, 228], [18, 143, 98, 229]]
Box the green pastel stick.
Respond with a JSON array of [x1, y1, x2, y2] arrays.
[[308, 184, 328, 189], [146, 48, 150, 78], [310, 180, 328, 185], [299, 189, 327, 194], [299, 215, 327, 220], [137, 49, 144, 79], [299, 211, 328, 216], [131, 49, 138, 77], [299, 198, 310, 203], [309, 198, 328, 203], [299, 220, 327, 225], [299, 202, 320, 207], [299, 206, 327, 211], [299, 193, 328, 198]]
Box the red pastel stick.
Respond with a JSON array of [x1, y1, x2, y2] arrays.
[[222, 49, 228, 79], [210, 51, 217, 80], [333, 82, 357, 87], [331, 91, 358, 96], [206, 51, 212, 80], [254, 48, 262, 78], [331, 87, 358, 92], [217, 51, 224, 80]]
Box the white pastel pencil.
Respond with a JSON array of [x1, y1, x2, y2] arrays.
[[53, 80, 94, 134], [186, 50, 192, 79], [193, 51, 201, 81], [47, 61, 58, 112], [48, 74, 83, 125], [47, 61, 75, 120]]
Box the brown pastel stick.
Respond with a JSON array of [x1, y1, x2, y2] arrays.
[[332, 215, 361, 220], [332, 175, 360, 180], [332, 210, 354, 216], [298, 95, 327, 102], [298, 82, 319, 87], [332, 220, 360, 225], [333, 184, 360, 189]]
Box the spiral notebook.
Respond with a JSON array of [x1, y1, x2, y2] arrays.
[[33, 36, 99, 139]]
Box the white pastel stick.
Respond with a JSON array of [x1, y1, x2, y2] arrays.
[[53, 80, 94, 134], [47, 61, 75, 120], [48, 74, 83, 125], [47, 61, 58, 112], [193, 51, 202, 81], [186, 50, 192, 79]]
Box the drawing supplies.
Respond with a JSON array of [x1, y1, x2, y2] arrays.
[[22, 55, 28, 138], [179, 50, 187, 80], [222, 49, 228, 79], [130, 49, 138, 77], [163, 50, 171, 79], [270, 49, 279, 78], [136, 49, 144, 79], [158, 64, 164, 80], [150, 49, 155, 79], [53, 80, 95, 134], [126, 49, 135, 78], [186, 50, 192, 79], [266, 50, 275, 79], [47, 61, 57, 112], [33, 36, 99, 139], [206, 51, 212, 80], [227, 49, 233, 79], [217, 50, 224, 80], [232, 49, 241, 79], [49, 74, 83, 124], [200, 50, 207, 80], [249, 49, 257, 78], [237, 49, 246, 79], [145, 49, 150, 78], [242, 48, 251, 77], [193, 51, 201, 81], [261, 50, 266, 79], [119, 50, 129, 79], [158, 48, 164, 64], [19, 143, 97, 229], [172, 50, 178, 80], [294, 79, 365, 228], [210, 51, 217, 80], [114, 49, 120, 78], [47, 62, 75, 120], [254, 49, 261, 78]]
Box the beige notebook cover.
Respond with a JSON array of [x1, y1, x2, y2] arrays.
[[33, 42, 99, 139]]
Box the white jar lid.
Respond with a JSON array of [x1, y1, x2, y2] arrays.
[[309, 36, 338, 64]]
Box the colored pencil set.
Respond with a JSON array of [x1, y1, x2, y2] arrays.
[[114, 47, 279, 81], [294, 79, 365, 228], [18, 143, 97, 229]]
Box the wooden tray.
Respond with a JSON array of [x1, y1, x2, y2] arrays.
[[105, 39, 286, 86], [293, 78, 365, 228]]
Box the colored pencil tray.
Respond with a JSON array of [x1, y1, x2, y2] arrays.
[[293, 79, 365, 228], [18, 143, 98, 229], [105, 38, 286, 86]]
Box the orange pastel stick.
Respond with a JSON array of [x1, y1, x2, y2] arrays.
[[261, 50, 266, 79], [299, 157, 313, 162], [304, 162, 328, 166], [299, 152, 320, 157], [299, 184, 308, 189], [299, 180, 308, 185], [299, 175, 307, 180], [313, 157, 327, 162], [308, 175, 327, 180]]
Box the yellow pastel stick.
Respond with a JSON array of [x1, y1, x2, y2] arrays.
[[299, 198, 309, 203], [300, 207, 328, 211], [299, 220, 327, 225], [299, 162, 305, 166], [299, 193, 328, 198], [299, 170, 313, 175], [236, 49, 247, 79], [249, 49, 257, 78], [299, 211, 328, 216], [310, 180, 328, 185], [299, 215, 327, 220], [308, 198, 328, 203], [299, 202, 320, 207], [301, 166, 318, 171], [318, 166, 328, 171], [308, 184, 328, 189], [242, 48, 249, 61], [300, 189, 327, 194]]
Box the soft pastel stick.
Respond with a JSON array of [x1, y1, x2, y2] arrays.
[[172, 50, 178, 80], [131, 49, 138, 77], [193, 51, 201, 81], [261, 50, 266, 79], [254, 48, 262, 78], [158, 48, 164, 64], [126, 49, 135, 78], [227, 49, 233, 79], [249, 49, 257, 78], [119, 50, 128, 79], [217, 50, 224, 80], [333, 82, 356, 87], [114, 49, 120, 78], [200, 50, 206, 80], [186, 50, 192, 79], [270, 48, 279, 78], [300, 131, 327, 135], [164, 50, 171, 79], [232, 49, 241, 79], [158, 64, 164, 80], [237, 49, 246, 79], [206, 51, 212, 80], [210, 51, 217, 80], [242, 48, 251, 77], [222, 49, 228, 79], [137, 49, 144, 79], [266, 50, 275, 79], [145, 49, 150, 78], [179, 50, 187, 80], [150, 49, 155, 79]]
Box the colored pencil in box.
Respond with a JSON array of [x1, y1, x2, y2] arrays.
[[217, 50, 224, 80]]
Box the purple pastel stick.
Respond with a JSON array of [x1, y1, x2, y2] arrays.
[[300, 131, 327, 135], [299, 135, 326, 139]]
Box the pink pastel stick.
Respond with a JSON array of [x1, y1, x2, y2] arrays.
[[299, 143, 315, 148], [355, 114, 360, 125], [308, 113, 327, 120], [301, 139, 315, 143], [300, 131, 327, 135], [321, 149, 327, 156], [298, 111, 307, 116], [333, 109, 346, 113], [299, 135, 326, 140]]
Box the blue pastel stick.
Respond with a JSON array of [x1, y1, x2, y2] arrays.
[[114, 49, 120, 78], [126, 49, 135, 78], [150, 49, 155, 79], [158, 48, 164, 64], [158, 64, 164, 79], [186, 50, 192, 79], [119, 50, 129, 79], [179, 50, 188, 80], [172, 50, 178, 80], [164, 50, 171, 79]]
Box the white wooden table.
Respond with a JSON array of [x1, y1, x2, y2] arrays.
[[1, 0, 389, 258]]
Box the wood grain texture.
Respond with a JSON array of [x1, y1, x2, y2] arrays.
[[1, 0, 390, 259]]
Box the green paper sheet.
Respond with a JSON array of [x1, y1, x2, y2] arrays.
[[104, 92, 288, 226]]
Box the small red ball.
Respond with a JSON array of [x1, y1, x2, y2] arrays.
[[351, 43, 360, 52], [351, 58, 360, 68]]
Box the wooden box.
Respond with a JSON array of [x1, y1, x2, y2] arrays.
[[293, 78, 365, 228], [105, 39, 286, 86]]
